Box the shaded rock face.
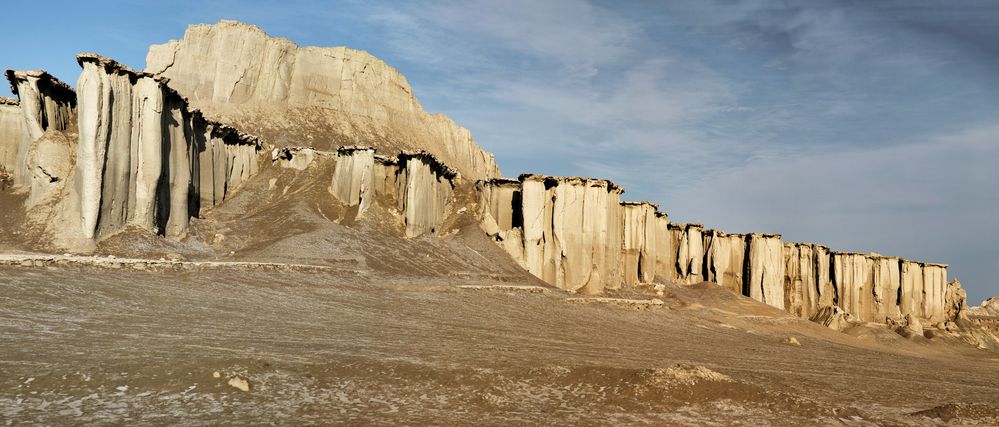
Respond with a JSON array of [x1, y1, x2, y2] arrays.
[[144, 20, 500, 181], [3, 70, 77, 188], [75, 53, 260, 240]]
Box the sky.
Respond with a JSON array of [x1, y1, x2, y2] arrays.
[[2, 1, 998, 303]]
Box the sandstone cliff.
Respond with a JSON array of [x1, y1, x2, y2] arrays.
[[144, 20, 500, 181], [475, 173, 963, 325], [2, 70, 77, 188]]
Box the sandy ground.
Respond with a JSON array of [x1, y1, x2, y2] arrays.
[[2, 264, 998, 425]]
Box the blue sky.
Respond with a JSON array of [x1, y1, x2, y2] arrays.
[[3, 1, 998, 303]]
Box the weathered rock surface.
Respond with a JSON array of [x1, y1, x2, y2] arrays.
[[0, 97, 27, 178], [331, 146, 375, 217], [746, 233, 785, 310], [621, 202, 659, 286], [3, 70, 77, 188], [704, 230, 746, 295], [72, 53, 261, 240], [478, 174, 625, 293], [145, 20, 500, 181]]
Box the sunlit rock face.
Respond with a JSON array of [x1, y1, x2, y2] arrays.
[[746, 233, 785, 310], [3, 70, 77, 188], [704, 230, 746, 296], [0, 97, 25, 176], [621, 202, 659, 286], [75, 53, 260, 240], [331, 146, 375, 217], [477, 175, 626, 294], [145, 20, 499, 182]]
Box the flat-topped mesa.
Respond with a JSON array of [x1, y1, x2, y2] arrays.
[[0, 96, 17, 105], [144, 20, 500, 181], [3, 70, 77, 189], [74, 52, 262, 240]]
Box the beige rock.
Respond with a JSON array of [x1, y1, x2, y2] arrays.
[[943, 280, 968, 322], [398, 151, 456, 238], [331, 146, 375, 216], [747, 233, 785, 309], [704, 230, 746, 295], [227, 375, 250, 392], [73, 53, 262, 240], [832, 252, 875, 322], [621, 202, 659, 286], [3, 70, 76, 188], [145, 20, 499, 181], [0, 97, 26, 177], [810, 305, 854, 331], [783, 336, 801, 346]]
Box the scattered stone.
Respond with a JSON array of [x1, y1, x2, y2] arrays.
[[212, 371, 221, 379], [228, 376, 250, 392], [783, 336, 801, 346]]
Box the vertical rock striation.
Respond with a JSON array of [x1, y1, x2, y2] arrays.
[[397, 151, 457, 238], [0, 97, 26, 178], [75, 53, 261, 240], [621, 202, 659, 286], [705, 230, 746, 296], [331, 146, 375, 217], [4, 70, 77, 188], [746, 233, 785, 310]]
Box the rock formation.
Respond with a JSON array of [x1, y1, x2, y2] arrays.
[[331, 146, 375, 217], [75, 53, 261, 239], [621, 202, 659, 286], [3, 70, 77, 188], [0, 20, 969, 331], [144, 20, 500, 181], [0, 97, 27, 178], [746, 233, 785, 310], [704, 230, 746, 295], [479, 175, 625, 294]]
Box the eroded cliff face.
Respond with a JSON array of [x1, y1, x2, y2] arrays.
[[704, 230, 746, 295], [0, 97, 26, 178], [478, 175, 625, 294], [72, 53, 261, 241], [3, 70, 77, 189], [746, 233, 785, 310], [144, 20, 500, 181]]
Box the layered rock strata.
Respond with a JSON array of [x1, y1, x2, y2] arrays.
[[3, 70, 77, 187], [75, 53, 261, 239], [145, 20, 500, 181]]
